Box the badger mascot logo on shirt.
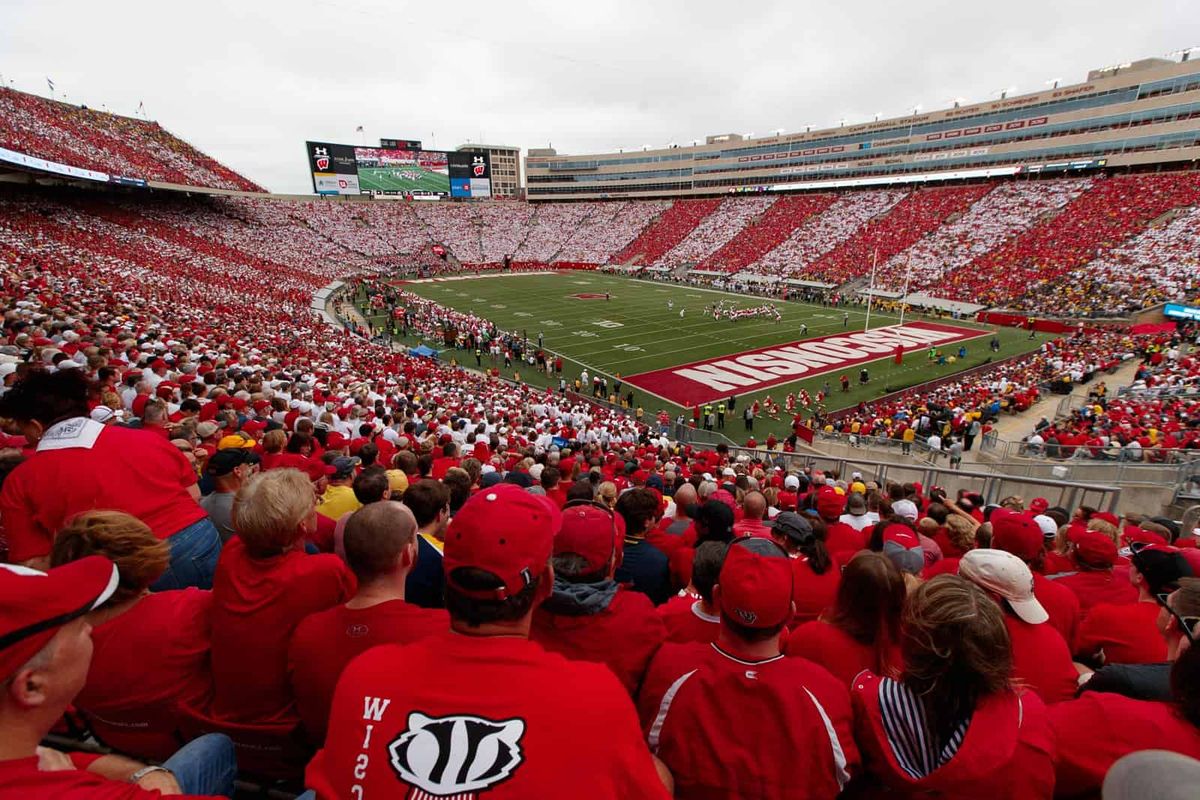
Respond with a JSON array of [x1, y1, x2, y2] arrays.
[[389, 712, 525, 798]]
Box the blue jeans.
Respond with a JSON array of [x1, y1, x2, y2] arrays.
[[151, 516, 222, 591], [162, 733, 237, 797]]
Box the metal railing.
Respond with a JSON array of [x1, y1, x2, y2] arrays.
[[717, 448, 1123, 513]]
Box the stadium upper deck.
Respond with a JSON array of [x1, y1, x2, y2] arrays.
[[525, 56, 1200, 200]]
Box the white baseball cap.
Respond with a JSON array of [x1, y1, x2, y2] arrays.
[[892, 499, 919, 521], [784, 475, 800, 490], [1033, 514, 1058, 537], [959, 549, 1048, 625]]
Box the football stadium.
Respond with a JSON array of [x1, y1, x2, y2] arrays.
[[2, 3, 1200, 797]]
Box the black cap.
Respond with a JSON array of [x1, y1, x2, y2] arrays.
[[768, 511, 816, 544], [1131, 545, 1193, 599], [206, 448, 257, 476]]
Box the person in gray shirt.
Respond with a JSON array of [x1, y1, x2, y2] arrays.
[[200, 448, 258, 542]]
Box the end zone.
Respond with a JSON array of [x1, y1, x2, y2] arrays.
[[623, 321, 988, 406]]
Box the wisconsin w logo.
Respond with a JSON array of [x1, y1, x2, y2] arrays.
[[389, 712, 525, 798]]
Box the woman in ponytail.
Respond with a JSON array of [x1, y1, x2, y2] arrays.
[[767, 511, 840, 625]]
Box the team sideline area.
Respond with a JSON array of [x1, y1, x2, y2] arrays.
[[3, 39, 1200, 800]]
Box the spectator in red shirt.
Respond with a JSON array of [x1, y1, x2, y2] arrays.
[[0, 557, 236, 798], [657, 541, 725, 644], [768, 512, 840, 624], [731, 490, 769, 538], [638, 536, 859, 798], [305, 484, 670, 799], [1048, 530, 1138, 613], [1049, 635, 1200, 797], [816, 489, 864, 558], [991, 508, 1081, 646], [531, 501, 666, 694], [958, 549, 1078, 704], [290, 500, 446, 745], [1075, 545, 1192, 667], [852, 575, 1055, 798], [206, 468, 354, 775], [667, 499, 734, 591], [48, 511, 213, 762], [787, 551, 905, 686], [0, 369, 221, 590]]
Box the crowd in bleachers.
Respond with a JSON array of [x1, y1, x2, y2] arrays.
[[750, 189, 907, 277], [514, 202, 598, 264], [700, 194, 837, 273], [555, 200, 671, 266], [653, 196, 775, 268], [800, 185, 994, 285], [0, 87, 261, 191], [5, 173, 1200, 796], [875, 179, 1092, 290], [942, 173, 1200, 315], [614, 198, 723, 266]]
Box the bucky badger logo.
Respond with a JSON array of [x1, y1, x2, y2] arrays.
[[389, 712, 525, 796]]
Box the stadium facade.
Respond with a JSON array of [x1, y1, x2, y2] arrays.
[[457, 143, 522, 197], [525, 56, 1200, 200]]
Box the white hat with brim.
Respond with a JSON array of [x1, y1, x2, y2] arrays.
[[959, 548, 1049, 625]]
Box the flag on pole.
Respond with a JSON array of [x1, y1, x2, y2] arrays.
[[46, 77, 55, 92], [137, 101, 145, 114], [355, 125, 364, 132]]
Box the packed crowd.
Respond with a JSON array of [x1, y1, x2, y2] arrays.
[[699, 193, 837, 273], [873, 179, 1093, 290], [615, 198, 723, 266], [819, 328, 1165, 450], [750, 189, 907, 278], [0, 87, 261, 192], [940, 172, 1200, 315], [652, 195, 775, 268], [799, 184, 995, 286], [1025, 328, 1200, 461], [554, 200, 672, 266], [4, 348, 1200, 797]]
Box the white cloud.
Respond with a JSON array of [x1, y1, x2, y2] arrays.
[[2, 0, 1197, 192]]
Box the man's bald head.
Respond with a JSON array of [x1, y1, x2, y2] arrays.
[[344, 500, 418, 583], [742, 491, 767, 521], [673, 484, 698, 517]]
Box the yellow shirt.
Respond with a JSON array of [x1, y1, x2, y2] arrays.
[[317, 484, 362, 521]]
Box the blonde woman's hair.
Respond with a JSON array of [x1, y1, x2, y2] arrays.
[[51, 510, 169, 604], [234, 468, 314, 557], [1086, 517, 1119, 543], [945, 515, 976, 552]]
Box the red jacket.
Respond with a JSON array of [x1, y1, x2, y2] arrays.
[[1049, 692, 1200, 797], [852, 672, 1055, 799], [638, 642, 858, 799], [1004, 614, 1078, 704], [657, 595, 720, 644], [1046, 569, 1138, 614], [1075, 600, 1166, 666], [786, 621, 901, 686], [530, 587, 666, 695], [1034, 572, 1081, 647]]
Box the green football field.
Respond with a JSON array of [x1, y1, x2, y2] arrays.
[[369, 272, 1051, 440], [357, 165, 449, 194]]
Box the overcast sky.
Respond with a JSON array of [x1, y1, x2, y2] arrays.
[[2, 0, 1198, 193]]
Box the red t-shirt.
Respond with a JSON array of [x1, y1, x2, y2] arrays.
[[657, 594, 721, 644], [786, 620, 901, 686], [0, 420, 206, 562], [824, 521, 866, 559], [305, 633, 668, 799], [74, 589, 213, 762], [530, 588, 666, 695], [1033, 572, 1081, 648], [0, 757, 218, 799], [732, 518, 769, 538], [1075, 600, 1166, 666], [288, 599, 448, 743], [1047, 569, 1138, 614], [637, 642, 859, 798], [1049, 692, 1200, 797], [790, 558, 841, 625], [1003, 615, 1078, 705], [209, 537, 355, 725]]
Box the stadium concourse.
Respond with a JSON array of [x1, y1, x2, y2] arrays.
[[2, 87, 1200, 800]]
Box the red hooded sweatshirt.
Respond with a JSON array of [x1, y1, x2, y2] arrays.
[[852, 671, 1055, 799]]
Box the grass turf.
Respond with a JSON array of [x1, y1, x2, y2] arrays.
[[356, 166, 449, 194], [366, 272, 1053, 440]]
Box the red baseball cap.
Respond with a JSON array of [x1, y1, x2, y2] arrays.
[[305, 460, 336, 482], [1028, 497, 1049, 515], [1092, 511, 1121, 528], [991, 508, 1044, 562], [555, 503, 620, 573], [816, 490, 845, 520], [326, 432, 348, 450], [1072, 531, 1118, 568], [0, 557, 119, 678], [717, 537, 793, 629], [444, 484, 560, 601]]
